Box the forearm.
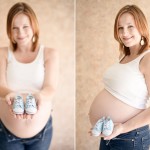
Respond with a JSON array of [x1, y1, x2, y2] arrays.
[[122, 108, 150, 133], [37, 86, 56, 102], [0, 86, 13, 99]]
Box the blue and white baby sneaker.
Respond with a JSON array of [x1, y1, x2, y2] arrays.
[[102, 116, 114, 136], [13, 95, 24, 114], [92, 117, 105, 136], [25, 93, 37, 114]]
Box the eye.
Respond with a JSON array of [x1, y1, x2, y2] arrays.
[[12, 27, 18, 30], [128, 25, 133, 28], [118, 27, 123, 30], [23, 26, 29, 28]]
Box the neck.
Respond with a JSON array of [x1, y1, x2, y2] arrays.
[[17, 44, 33, 53], [129, 45, 142, 56]]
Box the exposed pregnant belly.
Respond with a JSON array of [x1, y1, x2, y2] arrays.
[[0, 100, 52, 138], [89, 89, 144, 126]]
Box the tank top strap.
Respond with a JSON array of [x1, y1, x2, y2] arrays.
[[119, 55, 125, 62], [7, 48, 14, 62], [36, 45, 45, 62], [136, 49, 150, 63]]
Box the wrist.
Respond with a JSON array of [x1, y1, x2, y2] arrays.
[[34, 92, 43, 100], [121, 123, 129, 134]]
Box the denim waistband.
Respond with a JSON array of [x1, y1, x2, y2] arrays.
[[118, 125, 149, 137], [101, 125, 149, 140], [134, 125, 149, 132], [100, 125, 150, 149]]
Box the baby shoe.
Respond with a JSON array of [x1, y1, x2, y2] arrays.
[[13, 95, 24, 114], [92, 117, 105, 136], [25, 93, 37, 114], [102, 116, 114, 136]]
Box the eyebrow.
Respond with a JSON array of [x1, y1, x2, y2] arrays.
[[13, 23, 30, 27], [118, 23, 133, 27]]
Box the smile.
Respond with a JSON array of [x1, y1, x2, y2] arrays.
[[123, 37, 133, 41], [17, 37, 26, 40]]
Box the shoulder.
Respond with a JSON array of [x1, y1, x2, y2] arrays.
[[140, 51, 150, 74], [0, 47, 8, 59], [140, 50, 150, 63], [43, 47, 59, 62]]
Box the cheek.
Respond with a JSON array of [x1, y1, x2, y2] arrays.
[[118, 33, 123, 41], [118, 30, 124, 38], [134, 32, 141, 41], [11, 32, 17, 37], [25, 27, 33, 35], [28, 30, 34, 36], [132, 29, 141, 37], [28, 28, 34, 33]]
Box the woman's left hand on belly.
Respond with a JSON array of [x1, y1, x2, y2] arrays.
[[103, 123, 124, 140], [89, 123, 124, 140]]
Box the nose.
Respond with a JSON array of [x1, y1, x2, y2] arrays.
[[18, 28, 24, 35], [122, 28, 129, 36]]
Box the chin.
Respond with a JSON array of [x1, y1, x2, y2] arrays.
[[124, 43, 134, 48], [18, 41, 31, 46]]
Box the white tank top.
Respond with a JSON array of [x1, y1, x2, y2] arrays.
[[103, 50, 150, 109], [6, 45, 45, 93]]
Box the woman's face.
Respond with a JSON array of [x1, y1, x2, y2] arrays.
[[12, 13, 34, 47], [118, 13, 141, 50]]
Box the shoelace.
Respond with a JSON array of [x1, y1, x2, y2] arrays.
[[14, 99, 23, 108], [104, 121, 111, 130], [95, 120, 103, 131], [26, 98, 36, 108], [95, 124, 100, 131]]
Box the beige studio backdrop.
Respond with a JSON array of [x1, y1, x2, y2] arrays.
[[0, 0, 75, 150], [76, 0, 150, 150]]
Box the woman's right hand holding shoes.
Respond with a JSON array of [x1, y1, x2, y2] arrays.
[[5, 92, 38, 120]]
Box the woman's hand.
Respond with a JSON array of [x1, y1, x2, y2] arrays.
[[5, 92, 16, 105], [103, 123, 124, 140], [23, 93, 41, 119], [89, 123, 125, 140], [5, 92, 24, 119], [5, 92, 41, 120]]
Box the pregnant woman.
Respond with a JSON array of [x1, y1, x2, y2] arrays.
[[0, 2, 59, 150], [89, 5, 150, 150]]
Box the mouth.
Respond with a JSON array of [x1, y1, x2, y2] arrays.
[[123, 36, 133, 41], [17, 37, 26, 41]]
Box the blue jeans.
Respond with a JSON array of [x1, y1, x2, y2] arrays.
[[100, 125, 150, 150], [0, 116, 53, 150]]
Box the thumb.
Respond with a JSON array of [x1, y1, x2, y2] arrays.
[[5, 95, 12, 105]]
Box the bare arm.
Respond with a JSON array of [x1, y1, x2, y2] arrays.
[[0, 48, 15, 102], [0, 48, 24, 120], [122, 53, 150, 132], [35, 47, 59, 103]]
